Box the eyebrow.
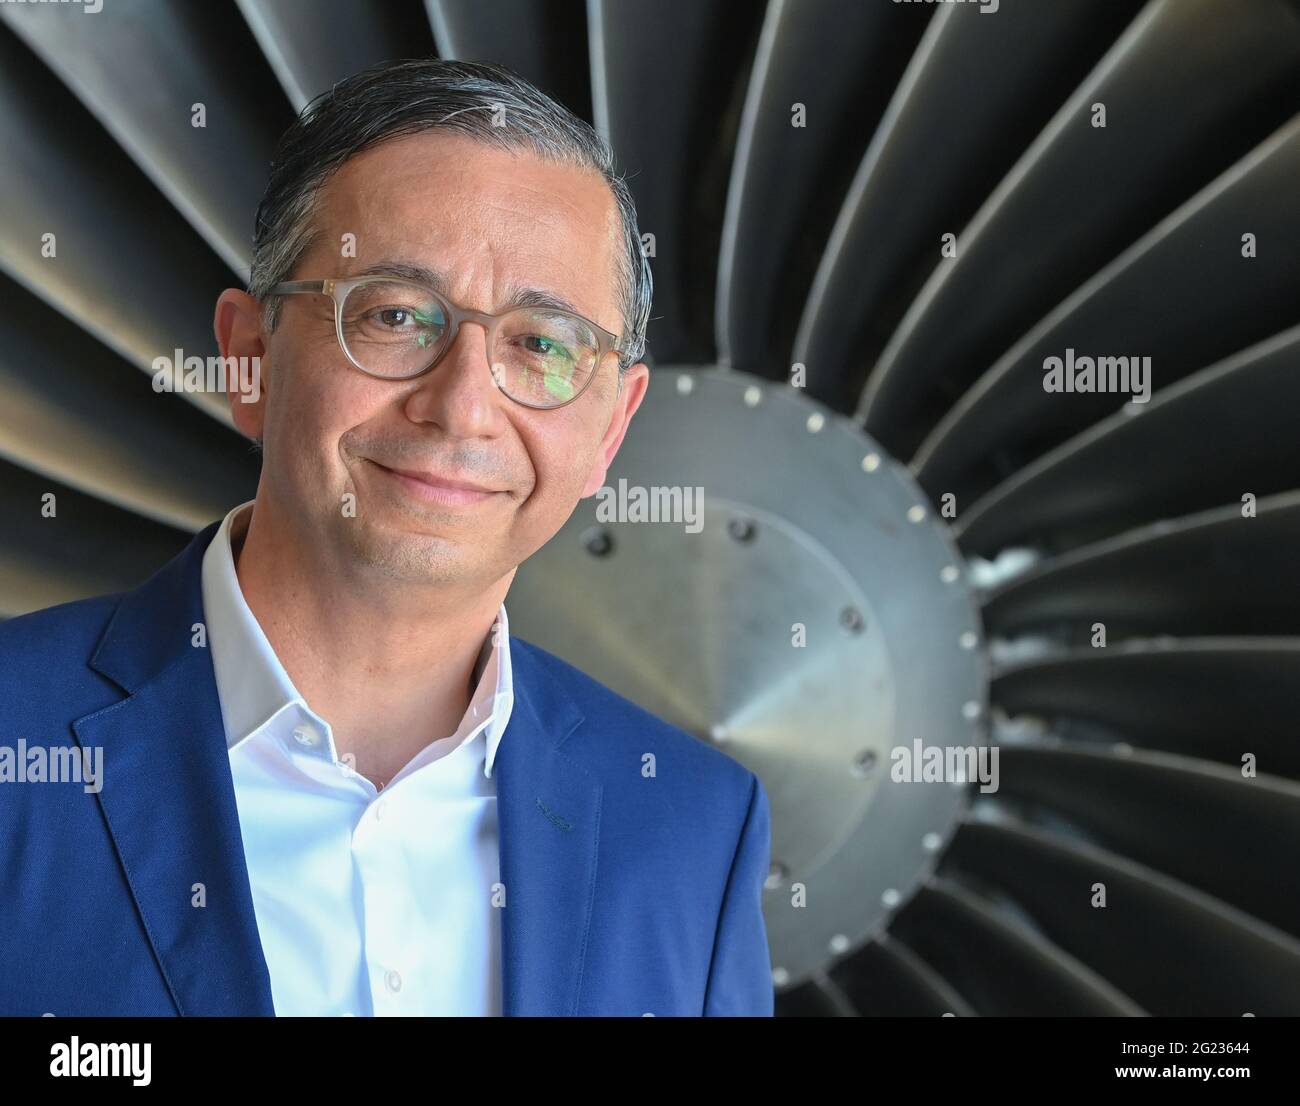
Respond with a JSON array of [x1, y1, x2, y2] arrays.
[[353, 260, 587, 319]]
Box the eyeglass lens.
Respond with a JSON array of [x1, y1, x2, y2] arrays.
[[339, 279, 601, 405]]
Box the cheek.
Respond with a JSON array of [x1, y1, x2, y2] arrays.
[[521, 418, 604, 510], [267, 352, 375, 482]]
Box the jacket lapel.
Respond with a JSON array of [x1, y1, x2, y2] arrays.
[[74, 522, 276, 1016], [495, 643, 602, 1016]]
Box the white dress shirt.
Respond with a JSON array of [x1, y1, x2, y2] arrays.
[[199, 501, 514, 1016]]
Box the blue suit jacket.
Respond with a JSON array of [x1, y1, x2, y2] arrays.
[[0, 521, 773, 1016]]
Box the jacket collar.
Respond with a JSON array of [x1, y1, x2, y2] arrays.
[[76, 521, 600, 1016]]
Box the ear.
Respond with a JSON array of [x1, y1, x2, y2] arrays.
[[213, 289, 269, 441], [581, 361, 649, 498]]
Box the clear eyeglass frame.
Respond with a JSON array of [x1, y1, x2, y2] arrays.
[[267, 275, 627, 409]]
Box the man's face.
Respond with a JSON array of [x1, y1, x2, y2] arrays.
[[219, 130, 648, 591]]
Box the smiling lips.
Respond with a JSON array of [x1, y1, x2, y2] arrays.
[[370, 459, 502, 506]]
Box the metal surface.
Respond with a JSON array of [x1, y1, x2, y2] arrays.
[[913, 109, 1300, 500], [717, 0, 915, 378], [429, 0, 592, 110], [236, 0, 432, 112], [508, 367, 984, 985], [889, 878, 1145, 1016], [982, 493, 1300, 639], [992, 639, 1300, 777], [828, 934, 977, 1017], [861, 0, 1300, 457], [0, 457, 191, 617], [945, 809, 1300, 1016], [987, 743, 1300, 941], [0, 275, 260, 531], [1, 0, 287, 277], [590, 0, 766, 364], [0, 22, 236, 423], [956, 324, 1300, 554], [795, 0, 1135, 413]]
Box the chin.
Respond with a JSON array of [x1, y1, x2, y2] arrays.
[[337, 516, 474, 585]]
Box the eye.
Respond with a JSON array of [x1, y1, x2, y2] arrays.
[[373, 306, 417, 329], [522, 335, 573, 360]]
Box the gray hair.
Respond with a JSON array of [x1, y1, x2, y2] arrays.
[[249, 57, 651, 370]]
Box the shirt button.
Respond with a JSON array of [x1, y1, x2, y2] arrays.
[[291, 724, 320, 748], [375, 797, 389, 820], [384, 969, 402, 994]]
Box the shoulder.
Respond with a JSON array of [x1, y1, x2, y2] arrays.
[[0, 593, 124, 728], [0, 592, 122, 652], [0, 591, 121, 656], [510, 635, 759, 812], [509, 637, 770, 962]]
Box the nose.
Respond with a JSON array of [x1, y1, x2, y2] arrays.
[[401, 316, 503, 435]]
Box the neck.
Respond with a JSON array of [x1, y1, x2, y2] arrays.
[[229, 497, 512, 786]]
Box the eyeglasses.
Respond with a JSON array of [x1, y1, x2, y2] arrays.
[[267, 275, 627, 409]]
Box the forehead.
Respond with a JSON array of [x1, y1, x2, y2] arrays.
[[312, 130, 622, 330]]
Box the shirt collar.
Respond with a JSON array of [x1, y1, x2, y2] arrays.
[[200, 500, 512, 778]]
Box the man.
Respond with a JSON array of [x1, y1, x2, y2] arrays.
[[0, 59, 773, 1016]]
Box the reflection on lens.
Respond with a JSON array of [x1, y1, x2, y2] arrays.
[[497, 310, 597, 406], [342, 280, 447, 376]]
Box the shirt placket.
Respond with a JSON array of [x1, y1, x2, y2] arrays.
[[353, 786, 413, 1014]]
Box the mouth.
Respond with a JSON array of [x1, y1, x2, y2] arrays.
[[367, 459, 503, 507]]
